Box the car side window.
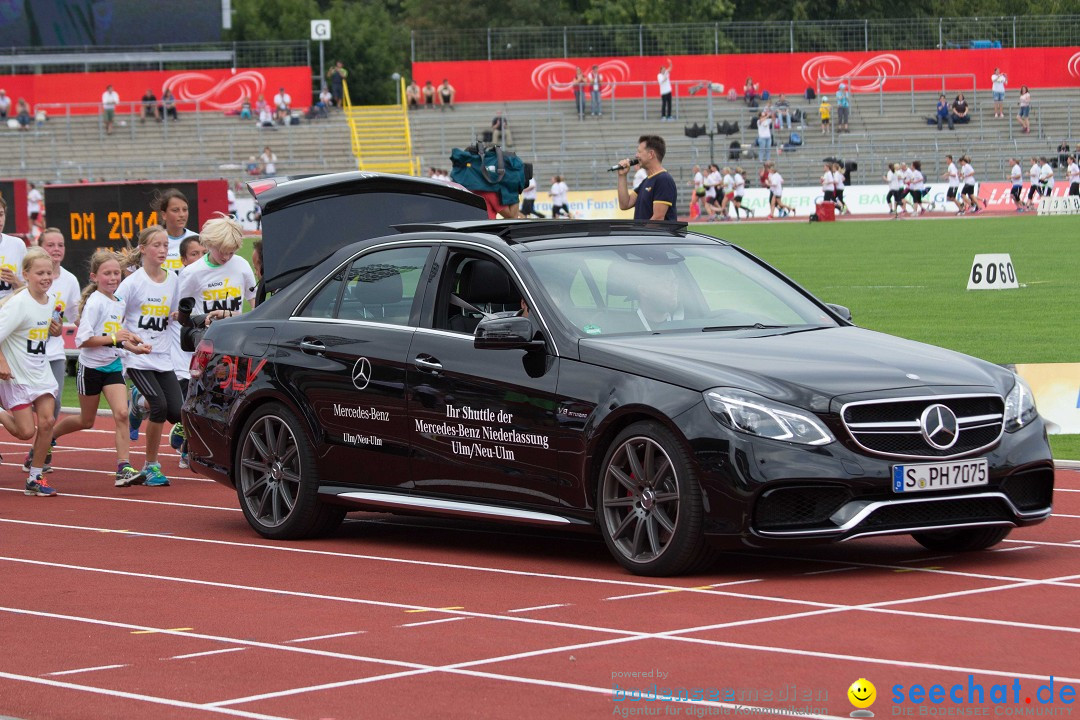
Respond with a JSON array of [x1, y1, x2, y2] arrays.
[[298, 269, 345, 319], [436, 252, 523, 334], [336, 246, 431, 325]]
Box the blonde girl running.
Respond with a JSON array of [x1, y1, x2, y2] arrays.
[[51, 250, 151, 487]]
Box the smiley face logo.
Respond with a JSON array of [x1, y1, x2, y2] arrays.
[[848, 678, 876, 717]]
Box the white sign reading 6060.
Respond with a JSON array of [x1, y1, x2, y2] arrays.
[[967, 253, 1019, 290]]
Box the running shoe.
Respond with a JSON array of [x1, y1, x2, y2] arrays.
[[129, 385, 144, 441], [179, 452, 190, 470], [115, 464, 147, 488], [143, 463, 170, 487], [22, 448, 53, 473], [25, 477, 57, 497], [169, 422, 186, 452]]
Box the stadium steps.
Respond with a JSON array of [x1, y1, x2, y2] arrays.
[[0, 110, 357, 184], [343, 83, 420, 176]]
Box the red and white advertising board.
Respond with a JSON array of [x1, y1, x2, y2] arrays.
[[7, 66, 312, 115], [413, 47, 1080, 103]]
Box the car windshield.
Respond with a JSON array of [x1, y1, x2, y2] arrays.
[[524, 243, 839, 337]]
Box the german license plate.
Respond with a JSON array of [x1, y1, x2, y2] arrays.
[[892, 458, 989, 493]]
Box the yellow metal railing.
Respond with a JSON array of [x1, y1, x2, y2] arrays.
[[342, 78, 419, 176]]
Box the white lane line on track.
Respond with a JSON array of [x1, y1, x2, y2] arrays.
[[896, 555, 954, 563], [285, 631, 366, 643], [605, 578, 763, 601], [801, 566, 861, 575], [399, 617, 468, 628], [170, 648, 248, 660], [0, 459, 213, 483], [1053, 513, 1080, 518], [2, 516, 1067, 591], [5, 568, 1080, 713], [0, 487, 237, 512], [0, 670, 293, 720], [507, 604, 569, 613], [45, 664, 128, 676], [991, 545, 1035, 552]]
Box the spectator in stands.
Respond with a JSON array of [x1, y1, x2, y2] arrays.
[[935, 94, 953, 130], [15, 98, 31, 130], [422, 80, 436, 109], [550, 175, 570, 218], [572, 68, 586, 119], [260, 146, 277, 178], [239, 94, 252, 120], [818, 96, 831, 135], [491, 111, 511, 147], [1058, 140, 1071, 168], [307, 88, 331, 120], [141, 89, 156, 123], [743, 77, 758, 107], [327, 61, 348, 107], [0, 89, 9, 119], [245, 156, 260, 176], [406, 80, 420, 110], [255, 93, 268, 121], [1016, 86, 1031, 134], [835, 82, 850, 133], [658, 60, 673, 121], [101, 84, 119, 135], [273, 87, 291, 124], [950, 93, 970, 125], [990, 68, 1007, 118], [756, 110, 773, 163], [588, 65, 603, 117], [438, 79, 455, 110], [257, 97, 274, 128], [774, 94, 791, 129], [158, 89, 178, 122]]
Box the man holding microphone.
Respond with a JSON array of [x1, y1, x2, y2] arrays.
[[615, 135, 678, 221]]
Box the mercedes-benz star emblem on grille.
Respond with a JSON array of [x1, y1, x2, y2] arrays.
[[920, 404, 959, 450], [352, 357, 372, 390]]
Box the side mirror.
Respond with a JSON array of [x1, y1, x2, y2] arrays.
[[474, 315, 546, 352], [826, 303, 852, 322]]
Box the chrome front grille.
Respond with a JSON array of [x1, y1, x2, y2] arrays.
[[841, 393, 1005, 459]]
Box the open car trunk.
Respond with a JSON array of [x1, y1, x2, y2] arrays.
[[251, 172, 487, 294]]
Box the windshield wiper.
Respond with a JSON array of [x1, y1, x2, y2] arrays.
[[702, 324, 788, 332]]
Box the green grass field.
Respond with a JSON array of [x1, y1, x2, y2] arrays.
[[694, 214, 1079, 460]]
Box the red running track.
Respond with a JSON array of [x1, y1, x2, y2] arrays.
[[2, 417, 1079, 720]]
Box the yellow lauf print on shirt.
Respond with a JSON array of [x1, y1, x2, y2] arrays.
[[0, 257, 15, 292], [27, 325, 49, 355], [201, 278, 243, 313], [138, 295, 170, 333]]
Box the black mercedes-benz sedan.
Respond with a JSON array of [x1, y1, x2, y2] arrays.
[[182, 172, 1054, 576]]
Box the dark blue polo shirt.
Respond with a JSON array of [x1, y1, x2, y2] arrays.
[[634, 170, 678, 220]]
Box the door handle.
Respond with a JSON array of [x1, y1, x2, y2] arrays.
[[299, 338, 325, 355], [413, 355, 443, 372]]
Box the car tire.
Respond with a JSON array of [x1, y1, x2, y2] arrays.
[[911, 526, 1012, 552], [235, 402, 345, 540], [597, 421, 715, 576]]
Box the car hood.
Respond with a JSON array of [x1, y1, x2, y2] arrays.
[[577, 326, 1011, 410]]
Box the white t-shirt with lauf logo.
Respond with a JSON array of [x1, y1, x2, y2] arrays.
[[177, 254, 256, 316], [0, 233, 27, 300], [0, 289, 55, 390], [117, 267, 177, 372]]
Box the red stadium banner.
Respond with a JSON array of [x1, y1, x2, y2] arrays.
[[413, 47, 1080, 103], [4, 66, 312, 116]]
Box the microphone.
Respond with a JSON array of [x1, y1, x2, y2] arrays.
[[608, 158, 640, 172]]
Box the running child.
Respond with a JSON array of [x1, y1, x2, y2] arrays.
[[885, 164, 902, 218], [1026, 156, 1043, 210], [767, 165, 795, 218], [21, 228, 82, 472], [832, 162, 849, 214], [909, 160, 926, 215], [960, 156, 987, 214], [731, 167, 751, 219], [50, 250, 151, 487], [1009, 158, 1026, 212], [1067, 155, 1080, 197], [942, 154, 964, 214], [117, 226, 181, 487], [0, 248, 63, 496], [0, 195, 26, 301]]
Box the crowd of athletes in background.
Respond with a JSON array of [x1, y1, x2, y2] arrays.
[[0, 189, 260, 498]]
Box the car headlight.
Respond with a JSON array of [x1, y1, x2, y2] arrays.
[[1003, 375, 1038, 432], [703, 388, 834, 446]]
